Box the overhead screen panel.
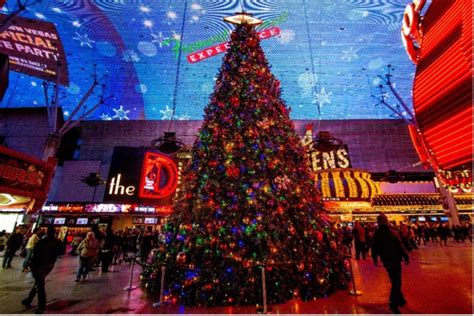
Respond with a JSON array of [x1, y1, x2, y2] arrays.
[[0, 0, 415, 121]]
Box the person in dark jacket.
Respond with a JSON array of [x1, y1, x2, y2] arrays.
[[100, 228, 116, 272], [138, 229, 153, 263], [372, 214, 410, 314], [21, 227, 63, 314], [352, 221, 366, 260], [2, 227, 24, 268]]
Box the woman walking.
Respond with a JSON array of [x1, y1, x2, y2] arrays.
[[76, 232, 99, 282]]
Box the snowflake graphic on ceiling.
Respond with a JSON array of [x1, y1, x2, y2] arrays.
[[178, 113, 191, 120], [191, 3, 202, 10], [151, 32, 170, 48], [122, 49, 140, 63], [73, 32, 95, 48], [160, 105, 174, 120], [167, 11, 178, 20], [171, 31, 181, 41], [112, 105, 130, 120], [100, 113, 112, 121], [298, 71, 318, 97], [312, 88, 332, 108], [277, 29, 296, 44], [341, 47, 359, 62]]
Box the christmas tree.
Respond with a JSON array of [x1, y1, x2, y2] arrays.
[[142, 17, 350, 307]]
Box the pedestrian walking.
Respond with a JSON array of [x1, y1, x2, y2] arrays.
[[76, 232, 100, 282], [22, 228, 41, 272], [372, 214, 410, 314], [21, 227, 62, 314]]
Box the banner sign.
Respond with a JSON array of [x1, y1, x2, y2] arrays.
[[187, 27, 281, 63], [0, 14, 69, 86], [0, 145, 55, 201], [104, 147, 178, 205], [42, 203, 173, 215]]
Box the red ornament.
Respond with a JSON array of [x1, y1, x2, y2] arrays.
[[230, 96, 240, 107], [226, 166, 240, 178], [315, 231, 323, 241]]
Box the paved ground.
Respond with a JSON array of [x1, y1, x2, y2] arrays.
[[0, 242, 472, 314]]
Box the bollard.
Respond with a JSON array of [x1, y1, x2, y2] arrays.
[[152, 265, 167, 307], [347, 256, 362, 296], [256, 265, 268, 314], [124, 257, 138, 291]]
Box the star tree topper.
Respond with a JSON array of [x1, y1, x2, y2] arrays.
[[223, 11, 262, 26]]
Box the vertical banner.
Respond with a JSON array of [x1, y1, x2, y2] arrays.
[[0, 14, 69, 86]]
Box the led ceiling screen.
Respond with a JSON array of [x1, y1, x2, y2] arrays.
[[0, 0, 416, 121]]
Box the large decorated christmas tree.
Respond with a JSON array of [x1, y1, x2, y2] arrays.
[[142, 15, 350, 307]]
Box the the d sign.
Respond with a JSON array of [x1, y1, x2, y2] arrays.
[[139, 151, 178, 199]]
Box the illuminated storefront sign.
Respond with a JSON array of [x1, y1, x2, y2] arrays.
[[104, 147, 178, 204], [308, 146, 351, 171], [0, 146, 55, 211], [139, 151, 178, 199]]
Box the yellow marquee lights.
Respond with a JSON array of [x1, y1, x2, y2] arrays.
[[343, 170, 358, 198], [354, 171, 370, 199], [362, 171, 381, 196], [332, 170, 345, 198], [315, 169, 378, 202], [320, 172, 331, 198]]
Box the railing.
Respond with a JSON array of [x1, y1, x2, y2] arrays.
[[135, 253, 360, 313]]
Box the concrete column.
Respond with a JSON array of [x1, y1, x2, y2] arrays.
[[436, 178, 460, 227]]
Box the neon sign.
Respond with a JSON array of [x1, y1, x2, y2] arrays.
[[139, 151, 178, 199], [401, 0, 427, 63]]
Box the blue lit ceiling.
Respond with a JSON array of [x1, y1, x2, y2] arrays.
[[0, 0, 416, 121]]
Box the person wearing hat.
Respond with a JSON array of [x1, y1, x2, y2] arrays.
[[372, 214, 410, 314], [21, 227, 63, 314]]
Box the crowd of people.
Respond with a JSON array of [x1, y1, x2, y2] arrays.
[[0, 225, 164, 313], [69, 226, 161, 282], [334, 220, 472, 260], [0, 219, 472, 313]]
